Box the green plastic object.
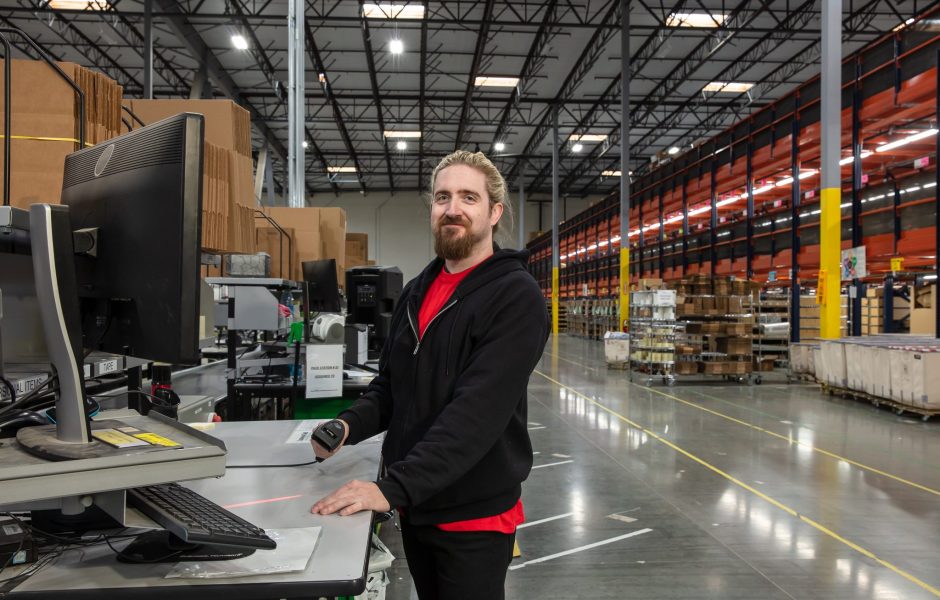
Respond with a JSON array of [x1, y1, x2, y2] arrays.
[[289, 321, 305, 344]]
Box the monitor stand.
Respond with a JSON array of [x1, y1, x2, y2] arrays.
[[17, 204, 101, 459], [117, 531, 256, 563]]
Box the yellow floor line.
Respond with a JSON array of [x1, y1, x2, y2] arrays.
[[541, 351, 940, 499], [533, 369, 940, 598]]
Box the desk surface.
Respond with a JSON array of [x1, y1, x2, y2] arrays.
[[3, 420, 383, 600]]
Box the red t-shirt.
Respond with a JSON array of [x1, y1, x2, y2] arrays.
[[417, 260, 525, 534]]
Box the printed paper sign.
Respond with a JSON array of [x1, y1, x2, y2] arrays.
[[305, 344, 343, 399]]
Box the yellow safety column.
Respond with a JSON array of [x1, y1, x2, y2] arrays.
[[820, 0, 842, 338], [551, 109, 561, 336], [619, 0, 631, 331]]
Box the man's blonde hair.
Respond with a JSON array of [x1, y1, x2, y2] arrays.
[[430, 150, 514, 236]]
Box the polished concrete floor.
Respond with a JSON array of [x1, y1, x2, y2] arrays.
[[380, 334, 940, 599]]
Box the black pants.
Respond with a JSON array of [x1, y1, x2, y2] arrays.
[[400, 519, 515, 600]]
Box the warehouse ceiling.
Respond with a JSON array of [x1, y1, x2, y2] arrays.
[[0, 0, 929, 199]]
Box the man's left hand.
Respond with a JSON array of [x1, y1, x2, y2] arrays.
[[310, 481, 391, 516]]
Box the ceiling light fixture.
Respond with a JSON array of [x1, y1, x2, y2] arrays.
[[383, 130, 422, 138], [666, 12, 727, 27], [327, 166, 357, 173], [474, 76, 520, 88], [494, 142, 506, 152], [602, 170, 622, 177], [389, 39, 404, 54], [570, 134, 609, 142], [667, 146, 680, 155], [396, 140, 407, 150], [703, 81, 754, 93], [231, 34, 249, 50], [572, 143, 583, 153], [875, 128, 938, 153], [47, 0, 112, 9], [362, 3, 425, 19]]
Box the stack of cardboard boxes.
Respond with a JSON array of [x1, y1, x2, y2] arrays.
[[666, 275, 756, 376], [255, 207, 347, 286], [0, 59, 123, 209], [124, 98, 256, 254], [798, 295, 848, 339], [345, 233, 374, 269], [861, 288, 910, 335], [910, 284, 936, 334]]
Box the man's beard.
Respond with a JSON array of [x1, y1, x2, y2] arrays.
[[433, 215, 484, 261]]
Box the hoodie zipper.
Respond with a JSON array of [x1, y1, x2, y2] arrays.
[[408, 298, 459, 355]]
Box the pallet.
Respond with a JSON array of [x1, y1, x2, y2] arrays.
[[820, 383, 940, 421], [786, 371, 816, 383]]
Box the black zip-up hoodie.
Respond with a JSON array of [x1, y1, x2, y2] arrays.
[[338, 247, 549, 525]]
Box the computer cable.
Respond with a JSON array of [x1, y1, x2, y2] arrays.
[[0, 377, 16, 405], [0, 375, 57, 418]]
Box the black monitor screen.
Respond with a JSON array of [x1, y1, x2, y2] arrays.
[[303, 259, 342, 313], [62, 113, 204, 364]]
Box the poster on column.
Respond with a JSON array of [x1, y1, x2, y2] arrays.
[[840, 246, 867, 281]]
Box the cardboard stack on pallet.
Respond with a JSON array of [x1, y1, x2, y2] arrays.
[[124, 98, 255, 254], [861, 288, 910, 335], [0, 59, 123, 209], [798, 295, 848, 338]]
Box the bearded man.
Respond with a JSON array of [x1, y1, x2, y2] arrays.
[[310, 150, 549, 599]]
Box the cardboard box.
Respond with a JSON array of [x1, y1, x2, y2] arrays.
[[261, 207, 320, 281], [703, 362, 728, 375], [675, 361, 698, 375], [717, 337, 752, 356], [125, 99, 251, 157], [911, 308, 936, 334], [0, 59, 123, 209], [638, 278, 664, 290], [318, 207, 347, 286], [346, 233, 368, 258], [255, 226, 296, 279]]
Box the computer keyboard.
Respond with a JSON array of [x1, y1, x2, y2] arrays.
[[127, 482, 276, 550]]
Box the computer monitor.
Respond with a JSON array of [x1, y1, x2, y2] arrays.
[[15, 113, 204, 460], [64, 113, 204, 365], [346, 266, 403, 357], [302, 259, 342, 313]]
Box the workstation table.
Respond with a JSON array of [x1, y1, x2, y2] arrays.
[[1, 420, 385, 599]]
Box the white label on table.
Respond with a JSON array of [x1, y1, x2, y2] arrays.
[[286, 420, 320, 444], [98, 359, 120, 375], [305, 344, 343, 399]]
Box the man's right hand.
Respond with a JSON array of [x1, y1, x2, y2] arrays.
[[311, 419, 349, 461]]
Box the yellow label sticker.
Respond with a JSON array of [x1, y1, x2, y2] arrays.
[[132, 432, 182, 448], [92, 429, 151, 449], [890, 257, 904, 272]]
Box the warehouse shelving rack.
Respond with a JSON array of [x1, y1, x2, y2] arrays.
[[528, 18, 940, 343]]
